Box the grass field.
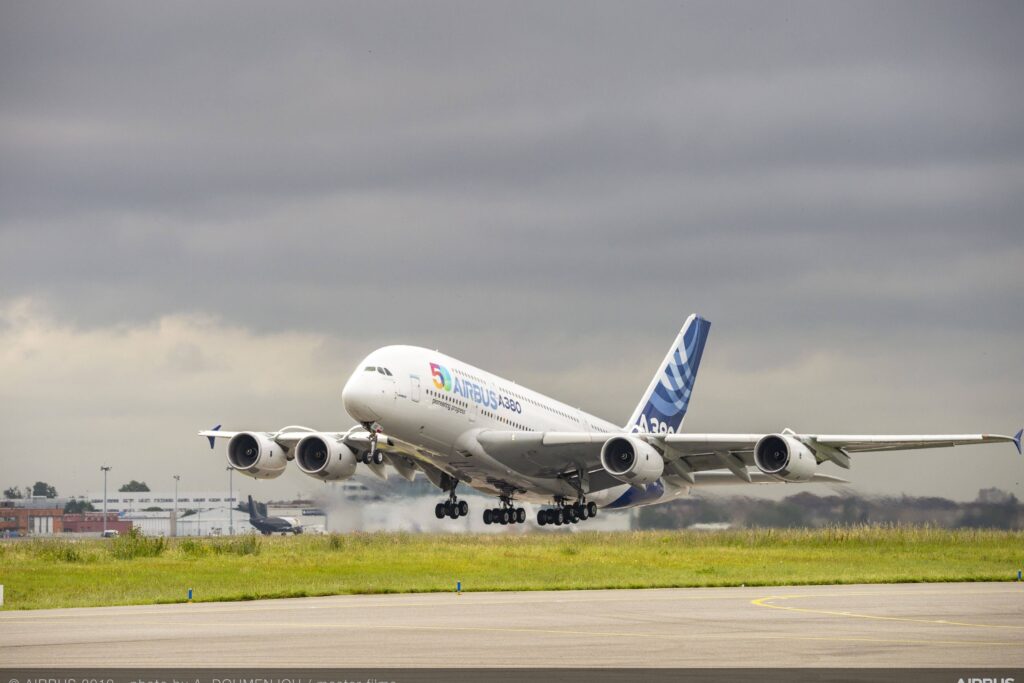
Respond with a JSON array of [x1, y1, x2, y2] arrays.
[[1, 526, 1021, 610]]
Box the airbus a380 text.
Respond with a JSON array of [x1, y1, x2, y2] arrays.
[[201, 315, 1022, 526]]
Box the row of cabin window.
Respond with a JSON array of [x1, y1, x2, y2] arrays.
[[481, 409, 527, 431], [451, 367, 486, 384], [499, 387, 579, 423]]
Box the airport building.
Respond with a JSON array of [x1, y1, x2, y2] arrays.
[[62, 512, 133, 535], [78, 489, 343, 536], [83, 490, 239, 514], [0, 501, 65, 536], [79, 490, 243, 536]]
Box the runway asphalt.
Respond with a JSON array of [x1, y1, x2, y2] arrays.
[[1, 582, 1021, 667]]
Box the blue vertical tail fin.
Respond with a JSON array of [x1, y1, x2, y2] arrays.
[[248, 495, 262, 521], [626, 314, 711, 434]]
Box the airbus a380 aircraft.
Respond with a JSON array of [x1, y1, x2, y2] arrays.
[[200, 315, 1022, 526]]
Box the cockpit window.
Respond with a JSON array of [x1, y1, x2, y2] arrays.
[[377, 367, 386, 375], [364, 366, 376, 372], [383, 368, 393, 376]]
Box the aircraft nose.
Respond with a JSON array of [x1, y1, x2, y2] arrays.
[[342, 371, 379, 423]]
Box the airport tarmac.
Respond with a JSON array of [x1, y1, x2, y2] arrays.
[[1, 582, 1021, 667]]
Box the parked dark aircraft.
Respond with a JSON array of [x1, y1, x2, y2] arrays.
[[247, 495, 302, 535]]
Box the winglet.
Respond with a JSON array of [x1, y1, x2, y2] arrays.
[[1014, 428, 1022, 456], [207, 424, 222, 449]]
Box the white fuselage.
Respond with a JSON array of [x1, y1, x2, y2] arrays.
[[340, 345, 687, 508]]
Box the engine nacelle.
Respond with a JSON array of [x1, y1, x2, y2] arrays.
[[753, 433, 818, 482], [600, 435, 665, 485], [226, 432, 287, 479], [294, 434, 358, 481]]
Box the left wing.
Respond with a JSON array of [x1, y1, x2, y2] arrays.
[[659, 431, 1020, 468], [476, 428, 1022, 492]]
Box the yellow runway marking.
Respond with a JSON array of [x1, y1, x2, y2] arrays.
[[1, 585, 1017, 622], [751, 594, 1024, 631], [0, 590, 837, 621]]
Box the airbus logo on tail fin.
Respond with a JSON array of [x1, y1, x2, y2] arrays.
[[628, 315, 711, 434]]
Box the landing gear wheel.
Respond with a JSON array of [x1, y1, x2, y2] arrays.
[[537, 510, 547, 526], [372, 451, 384, 465], [437, 477, 465, 522], [435, 503, 445, 519], [516, 508, 526, 524], [364, 426, 379, 465], [569, 508, 579, 523], [579, 506, 589, 521], [483, 509, 492, 525], [587, 502, 598, 517], [502, 509, 513, 525]]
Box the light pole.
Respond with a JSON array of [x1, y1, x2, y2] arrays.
[[226, 466, 234, 536], [173, 475, 180, 537], [100, 466, 111, 535]]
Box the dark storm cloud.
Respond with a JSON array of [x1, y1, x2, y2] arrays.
[[1, 1, 1021, 499]]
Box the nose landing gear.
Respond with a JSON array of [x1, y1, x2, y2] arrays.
[[358, 423, 385, 465]]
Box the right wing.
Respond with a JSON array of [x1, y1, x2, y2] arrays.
[[198, 424, 427, 481]]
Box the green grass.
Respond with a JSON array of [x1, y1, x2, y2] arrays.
[[1, 526, 1021, 610]]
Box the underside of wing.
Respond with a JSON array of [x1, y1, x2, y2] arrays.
[[475, 431, 604, 479], [692, 471, 850, 485]]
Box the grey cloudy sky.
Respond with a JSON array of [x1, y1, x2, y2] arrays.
[[1, 1, 1021, 503]]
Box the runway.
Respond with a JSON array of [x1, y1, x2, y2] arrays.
[[1, 582, 1022, 667]]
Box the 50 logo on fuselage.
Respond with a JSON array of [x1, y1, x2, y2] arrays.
[[429, 362, 522, 414], [430, 362, 452, 391]]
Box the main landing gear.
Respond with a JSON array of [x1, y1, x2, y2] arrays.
[[435, 486, 469, 520], [537, 500, 598, 526], [483, 496, 526, 526]]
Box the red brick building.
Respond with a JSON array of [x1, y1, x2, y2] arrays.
[[0, 502, 64, 536], [62, 512, 133, 534]]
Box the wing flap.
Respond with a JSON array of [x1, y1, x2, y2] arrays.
[[814, 434, 1016, 453], [692, 471, 850, 486]]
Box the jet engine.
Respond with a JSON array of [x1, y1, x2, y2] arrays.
[[294, 434, 358, 481], [226, 432, 287, 479], [753, 434, 817, 482], [600, 435, 665, 485]]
